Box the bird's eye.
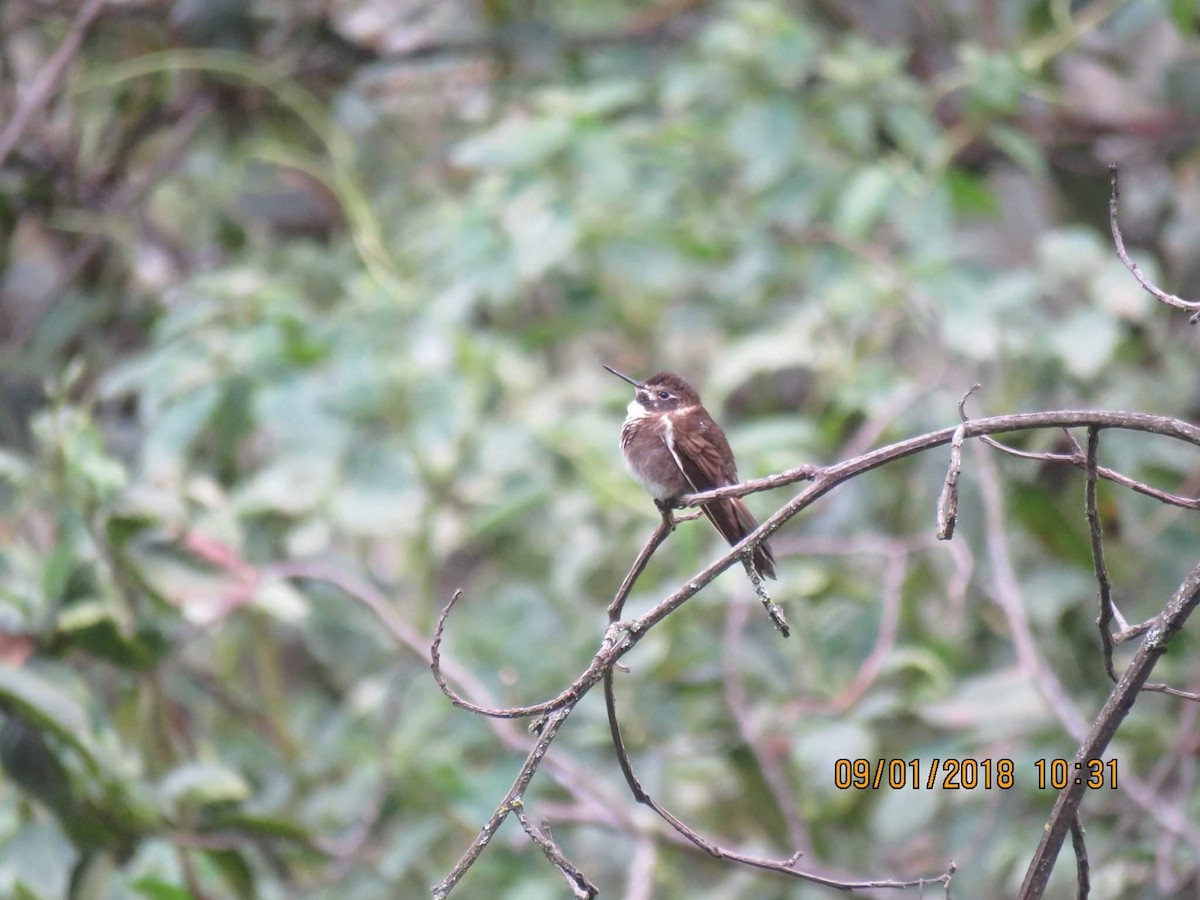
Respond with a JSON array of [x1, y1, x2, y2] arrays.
[[658, 390, 671, 400]]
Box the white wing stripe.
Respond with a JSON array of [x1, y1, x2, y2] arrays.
[[662, 417, 700, 493]]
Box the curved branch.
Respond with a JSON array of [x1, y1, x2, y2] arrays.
[[429, 589, 611, 720], [434, 408, 1200, 896], [605, 653, 954, 891], [432, 410, 1200, 722], [1109, 164, 1200, 323]]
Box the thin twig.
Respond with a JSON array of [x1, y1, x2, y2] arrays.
[[721, 597, 811, 853], [270, 561, 635, 836], [0, 0, 108, 167], [511, 806, 599, 900], [429, 590, 596, 719], [432, 409, 1200, 895], [1140, 682, 1200, 701], [1018, 562, 1200, 899], [1085, 427, 1119, 683], [742, 555, 789, 637], [1081, 430, 1200, 701], [959, 394, 1200, 513], [603, 657, 950, 892], [1070, 816, 1090, 900], [432, 708, 574, 899], [609, 511, 676, 620], [986, 436, 1200, 511], [1112, 620, 1154, 644], [1109, 164, 1200, 324], [976, 445, 1090, 739], [937, 423, 966, 540], [783, 537, 922, 718], [678, 464, 820, 505]]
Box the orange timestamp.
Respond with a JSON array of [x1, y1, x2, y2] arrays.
[[833, 758, 1119, 791]]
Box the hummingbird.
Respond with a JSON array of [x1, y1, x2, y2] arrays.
[[604, 365, 776, 579]]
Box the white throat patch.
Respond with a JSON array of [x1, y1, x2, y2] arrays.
[[625, 398, 649, 419]]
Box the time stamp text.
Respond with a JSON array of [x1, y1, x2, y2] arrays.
[[834, 758, 1119, 791]]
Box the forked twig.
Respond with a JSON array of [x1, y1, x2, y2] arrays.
[[511, 806, 599, 899], [433, 410, 1200, 897], [1018, 563, 1200, 898]]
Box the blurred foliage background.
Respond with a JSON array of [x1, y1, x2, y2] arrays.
[[4, 0, 1200, 897]]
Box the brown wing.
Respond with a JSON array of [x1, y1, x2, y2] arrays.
[[664, 408, 776, 579]]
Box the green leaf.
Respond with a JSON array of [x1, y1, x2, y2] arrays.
[[1170, 0, 1198, 33], [725, 100, 802, 191], [129, 877, 194, 900], [501, 184, 578, 280], [540, 79, 642, 117], [960, 46, 1026, 115], [213, 812, 314, 843], [234, 456, 336, 516], [159, 762, 250, 816], [944, 168, 998, 215], [51, 601, 171, 670], [141, 384, 222, 474], [451, 116, 572, 171], [0, 667, 99, 769], [988, 123, 1047, 175], [833, 166, 896, 238], [202, 849, 254, 900], [42, 534, 79, 605]]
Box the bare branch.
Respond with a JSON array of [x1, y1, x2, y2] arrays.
[[1141, 682, 1200, 701], [432, 708, 573, 899], [429, 590, 601, 720], [511, 806, 599, 900], [1018, 562, 1200, 899], [0, 0, 108, 167], [961, 394, 1200, 513], [721, 597, 810, 853], [937, 424, 966, 540], [741, 555, 789, 637], [604, 657, 953, 892], [609, 510, 676, 620], [677, 464, 819, 504], [1112, 620, 1154, 644], [1081, 431, 1200, 702], [1085, 427, 1119, 683], [1070, 816, 1090, 900], [1109, 164, 1200, 324], [432, 408, 1200, 895], [975, 445, 1090, 739]]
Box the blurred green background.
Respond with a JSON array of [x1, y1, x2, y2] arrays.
[[4, 1, 1200, 897]]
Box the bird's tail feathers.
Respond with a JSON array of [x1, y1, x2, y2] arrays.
[[701, 497, 776, 579]]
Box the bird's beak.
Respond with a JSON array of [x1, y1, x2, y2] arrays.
[[602, 365, 642, 389]]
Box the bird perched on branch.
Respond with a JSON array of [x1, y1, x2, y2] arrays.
[[604, 366, 776, 579]]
